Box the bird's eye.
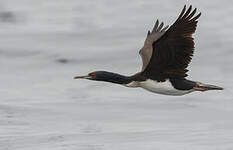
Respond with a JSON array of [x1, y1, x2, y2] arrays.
[[90, 73, 97, 78]]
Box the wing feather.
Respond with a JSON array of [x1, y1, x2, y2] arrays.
[[139, 21, 168, 71], [141, 5, 201, 81]]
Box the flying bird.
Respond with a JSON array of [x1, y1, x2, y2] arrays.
[[74, 5, 223, 96]]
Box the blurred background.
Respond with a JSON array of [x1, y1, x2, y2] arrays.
[[0, 0, 233, 150]]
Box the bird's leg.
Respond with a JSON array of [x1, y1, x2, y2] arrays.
[[193, 86, 208, 91], [193, 82, 223, 91]]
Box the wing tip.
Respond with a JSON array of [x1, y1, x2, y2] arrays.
[[178, 4, 201, 21], [147, 30, 151, 36]]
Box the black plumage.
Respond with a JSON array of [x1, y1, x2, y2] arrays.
[[141, 5, 201, 81], [88, 71, 133, 84]]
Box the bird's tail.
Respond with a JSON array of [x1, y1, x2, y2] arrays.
[[193, 82, 223, 91]]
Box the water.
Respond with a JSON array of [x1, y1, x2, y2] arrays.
[[0, 0, 233, 150]]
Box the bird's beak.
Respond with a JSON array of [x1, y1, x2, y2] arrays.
[[74, 75, 91, 79]]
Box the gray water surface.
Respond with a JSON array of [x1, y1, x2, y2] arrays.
[[0, 0, 232, 150]]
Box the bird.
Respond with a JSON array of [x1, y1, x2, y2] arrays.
[[74, 5, 223, 96]]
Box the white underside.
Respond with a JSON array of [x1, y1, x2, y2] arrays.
[[125, 79, 194, 96]]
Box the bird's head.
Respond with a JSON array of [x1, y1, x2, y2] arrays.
[[74, 71, 101, 81], [74, 71, 132, 84]]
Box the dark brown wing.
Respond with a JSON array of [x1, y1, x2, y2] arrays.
[[142, 5, 201, 81], [139, 20, 169, 72]]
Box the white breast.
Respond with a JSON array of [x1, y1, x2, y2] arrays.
[[139, 79, 194, 96]]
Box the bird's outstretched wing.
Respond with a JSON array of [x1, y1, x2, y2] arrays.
[[139, 20, 169, 71], [141, 5, 201, 81]]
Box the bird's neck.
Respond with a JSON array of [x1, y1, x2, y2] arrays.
[[96, 71, 133, 85]]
